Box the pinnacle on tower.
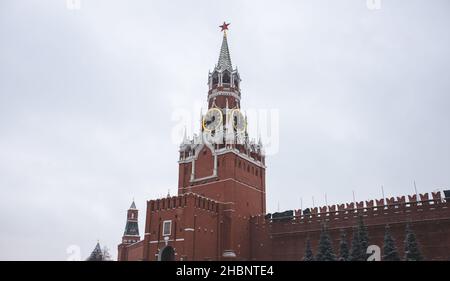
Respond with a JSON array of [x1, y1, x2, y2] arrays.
[[130, 200, 136, 209], [182, 126, 188, 144]]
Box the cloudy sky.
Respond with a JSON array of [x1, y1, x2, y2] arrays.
[[1, 0, 449, 260]]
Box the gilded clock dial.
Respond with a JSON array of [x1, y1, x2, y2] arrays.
[[231, 109, 246, 132], [203, 108, 223, 131]]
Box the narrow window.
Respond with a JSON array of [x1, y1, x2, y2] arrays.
[[163, 220, 172, 236]]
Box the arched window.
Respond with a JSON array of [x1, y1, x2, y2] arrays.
[[222, 71, 230, 84], [212, 72, 219, 87]]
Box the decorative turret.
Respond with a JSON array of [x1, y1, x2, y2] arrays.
[[121, 200, 140, 244]]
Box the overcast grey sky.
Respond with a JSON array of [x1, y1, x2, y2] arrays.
[[1, 0, 449, 260]]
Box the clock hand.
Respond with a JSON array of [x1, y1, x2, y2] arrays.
[[205, 115, 217, 126]]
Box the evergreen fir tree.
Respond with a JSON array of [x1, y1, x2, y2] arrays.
[[349, 227, 362, 261], [303, 236, 314, 261], [382, 225, 400, 261], [315, 224, 336, 261], [102, 246, 112, 261], [404, 223, 423, 261], [357, 215, 369, 260], [338, 229, 349, 261]]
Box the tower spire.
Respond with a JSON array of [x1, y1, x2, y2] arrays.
[[217, 22, 232, 71], [130, 199, 136, 209], [86, 241, 103, 261]]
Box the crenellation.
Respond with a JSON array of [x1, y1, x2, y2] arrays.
[[386, 197, 395, 205], [376, 198, 384, 206], [346, 202, 354, 210], [148, 192, 223, 212], [420, 193, 429, 201], [432, 191, 442, 202], [258, 192, 449, 228]]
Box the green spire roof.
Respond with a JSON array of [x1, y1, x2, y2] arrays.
[[217, 33, 232, 71]]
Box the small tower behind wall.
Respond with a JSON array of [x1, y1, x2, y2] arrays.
[[122, 201, 140, 244]]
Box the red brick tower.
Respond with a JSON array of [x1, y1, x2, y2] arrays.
[[177, 23, 266, 259], [117, 201, 140, 260]]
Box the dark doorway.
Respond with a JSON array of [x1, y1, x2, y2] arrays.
[[159, 246, 175, 261]]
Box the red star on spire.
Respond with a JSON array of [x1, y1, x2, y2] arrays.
[[219, 22, 230, 32]]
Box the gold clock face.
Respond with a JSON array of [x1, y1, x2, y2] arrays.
[[230, 109, 246, 132], [202, 108, 223, 131]]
